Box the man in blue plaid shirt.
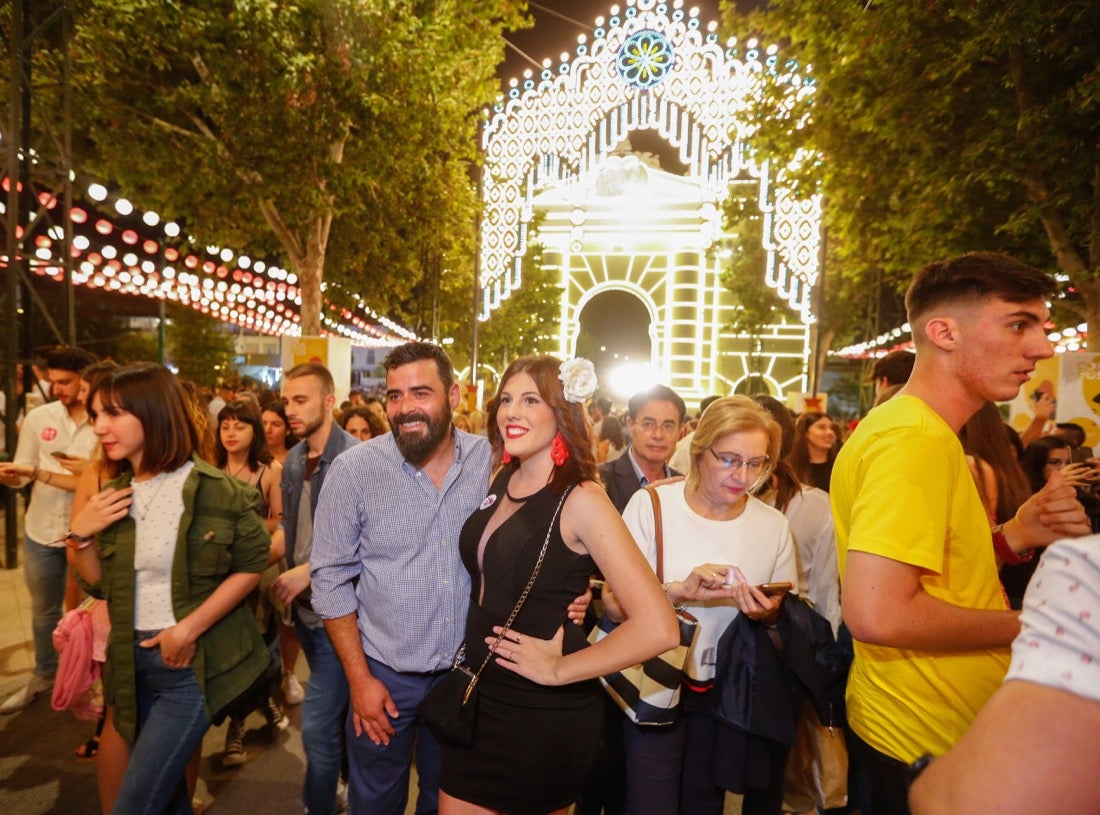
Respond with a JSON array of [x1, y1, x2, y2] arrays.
[[310, 342, 492, 815]]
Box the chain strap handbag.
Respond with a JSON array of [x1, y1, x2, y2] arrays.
[[419, 486, 573, 745], [588, 485, 700, 725]]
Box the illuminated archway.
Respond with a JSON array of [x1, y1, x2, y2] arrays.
[[479, 0, 819, 401]]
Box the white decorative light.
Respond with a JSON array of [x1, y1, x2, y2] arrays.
[[163, 221, 181, 237], [114, 198, 133, 216], [87, 183, 108, 201], [478, 0, 820, 321]]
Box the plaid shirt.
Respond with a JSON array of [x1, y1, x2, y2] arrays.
[[310, 430, 492, 673]]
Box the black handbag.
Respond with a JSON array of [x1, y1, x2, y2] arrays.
[[419, 486, 572, 745], [418, 649, 481, 746]]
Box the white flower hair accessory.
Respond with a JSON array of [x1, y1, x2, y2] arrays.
[[559, 358, 598, 404]]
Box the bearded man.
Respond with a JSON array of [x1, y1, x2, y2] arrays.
[[308, 342, 492, 815]]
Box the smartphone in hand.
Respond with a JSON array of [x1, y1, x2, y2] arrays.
[[757, 581, 793, 598]]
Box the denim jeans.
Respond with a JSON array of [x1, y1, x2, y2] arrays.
[[112, 639, 211, 815], [345, 656, 445, 815], [23, 535, 67, 677], [295, 618, 350, 815]]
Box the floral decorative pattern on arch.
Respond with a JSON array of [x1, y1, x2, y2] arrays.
[[616, 29, 674, 90]]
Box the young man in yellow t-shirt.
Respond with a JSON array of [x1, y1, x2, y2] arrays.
[[831, 251, 1090, 814]]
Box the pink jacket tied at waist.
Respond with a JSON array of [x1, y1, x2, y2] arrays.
[[51, 599, 111, 720]]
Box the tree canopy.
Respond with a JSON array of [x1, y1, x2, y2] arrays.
[[725, 0, 1100, 345], [60, 0, 527, 337]]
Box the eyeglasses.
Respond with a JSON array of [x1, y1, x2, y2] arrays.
[[637, 418, 680, 434], [707, 448, 770, 473]]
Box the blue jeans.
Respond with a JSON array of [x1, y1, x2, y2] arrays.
[[112, 639, 211, 815], [296, 618, 350, 815], [345, 656, 445, 815], [23, 535, 67, 677]]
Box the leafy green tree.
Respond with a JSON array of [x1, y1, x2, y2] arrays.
[[55, 0, 527, 337], [165, 304, 236, 387], [452, 241, 561, 382], [725, 0, 1100, 344]]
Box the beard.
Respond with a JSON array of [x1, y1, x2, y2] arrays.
[[391, 406, 452, 466], [297, 416, 325, 442]]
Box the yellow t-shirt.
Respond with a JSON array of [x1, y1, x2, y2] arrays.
[[831, 395, 1010, 763]]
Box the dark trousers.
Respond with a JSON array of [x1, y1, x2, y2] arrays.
[[623, 704, 788, 815], [847, 730, 911, 815]]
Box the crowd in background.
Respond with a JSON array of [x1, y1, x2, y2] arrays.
[[1, 254, 1098, 815]]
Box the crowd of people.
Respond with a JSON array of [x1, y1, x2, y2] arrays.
[[0, 250, 1097, 815]]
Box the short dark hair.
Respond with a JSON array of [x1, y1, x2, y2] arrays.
[[595, 396, 612, 415], [870, 350, 915, 387], [1054, 422, 1087, 448], [698, 395, 721, 418], [88, 363, 198, 477], [44, 345, 96, 374], [284, 362, 334, 396], [383, 342, 454, 391], [627, 385, 687, 422], [905, 251, 1056, 324]]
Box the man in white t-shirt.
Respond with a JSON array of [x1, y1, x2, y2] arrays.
[[0, 346, 97, 714]]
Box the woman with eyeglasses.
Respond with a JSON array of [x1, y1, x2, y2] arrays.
[[602, 396, 799, 815]]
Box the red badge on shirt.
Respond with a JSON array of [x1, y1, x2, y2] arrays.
[[40, 427, 58, 442]]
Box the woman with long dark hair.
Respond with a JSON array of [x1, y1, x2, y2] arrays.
[[787, 411, 839, 491], [67, 363, 272, 814], [437, 355, 678, 815], [216, 399, 282, 533]]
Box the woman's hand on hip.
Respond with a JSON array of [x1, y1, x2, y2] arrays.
[[488, 624, 566, 686]]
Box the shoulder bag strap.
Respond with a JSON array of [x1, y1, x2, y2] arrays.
[[645, 485, 664, 583], [466, 484, 574, 687]]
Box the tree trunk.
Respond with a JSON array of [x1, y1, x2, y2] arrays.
[[1074, 278, 1100, 353], [295, 244, 325, 337]]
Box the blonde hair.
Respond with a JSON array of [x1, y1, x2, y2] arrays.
[[686, 396, 781, 492]]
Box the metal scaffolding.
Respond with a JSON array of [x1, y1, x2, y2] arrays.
[[3, 0, 74, 567]]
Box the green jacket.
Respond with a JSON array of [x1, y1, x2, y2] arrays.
[[85, 456, 271, 743]]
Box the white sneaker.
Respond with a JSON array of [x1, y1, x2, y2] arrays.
[[1, 675, 54, 714], [223, 717, 246, 767], [283, 673, 305, 706]]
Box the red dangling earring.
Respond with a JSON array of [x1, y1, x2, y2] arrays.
[[501, 450, 513, 464], [550, 432, 569, 466]]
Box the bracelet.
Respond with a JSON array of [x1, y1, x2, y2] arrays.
[[663, 581, 685, 611], [992, 524, 1033, 565], [33, 464, 40, 482], [62, 530, 96, 551], [44, 471, 53, 485]]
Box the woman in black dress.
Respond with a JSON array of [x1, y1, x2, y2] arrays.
[[438, 355, 679, 815]]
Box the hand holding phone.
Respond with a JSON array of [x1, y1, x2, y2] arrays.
[[757, 581, 793, 598]]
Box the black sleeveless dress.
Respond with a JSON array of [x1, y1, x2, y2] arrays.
[[439, 472, 603, 814]]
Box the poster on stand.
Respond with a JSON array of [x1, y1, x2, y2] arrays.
[[1006, 352, 1100, 451]]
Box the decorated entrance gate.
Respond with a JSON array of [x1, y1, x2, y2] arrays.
[[479, 0, 821, 402]]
